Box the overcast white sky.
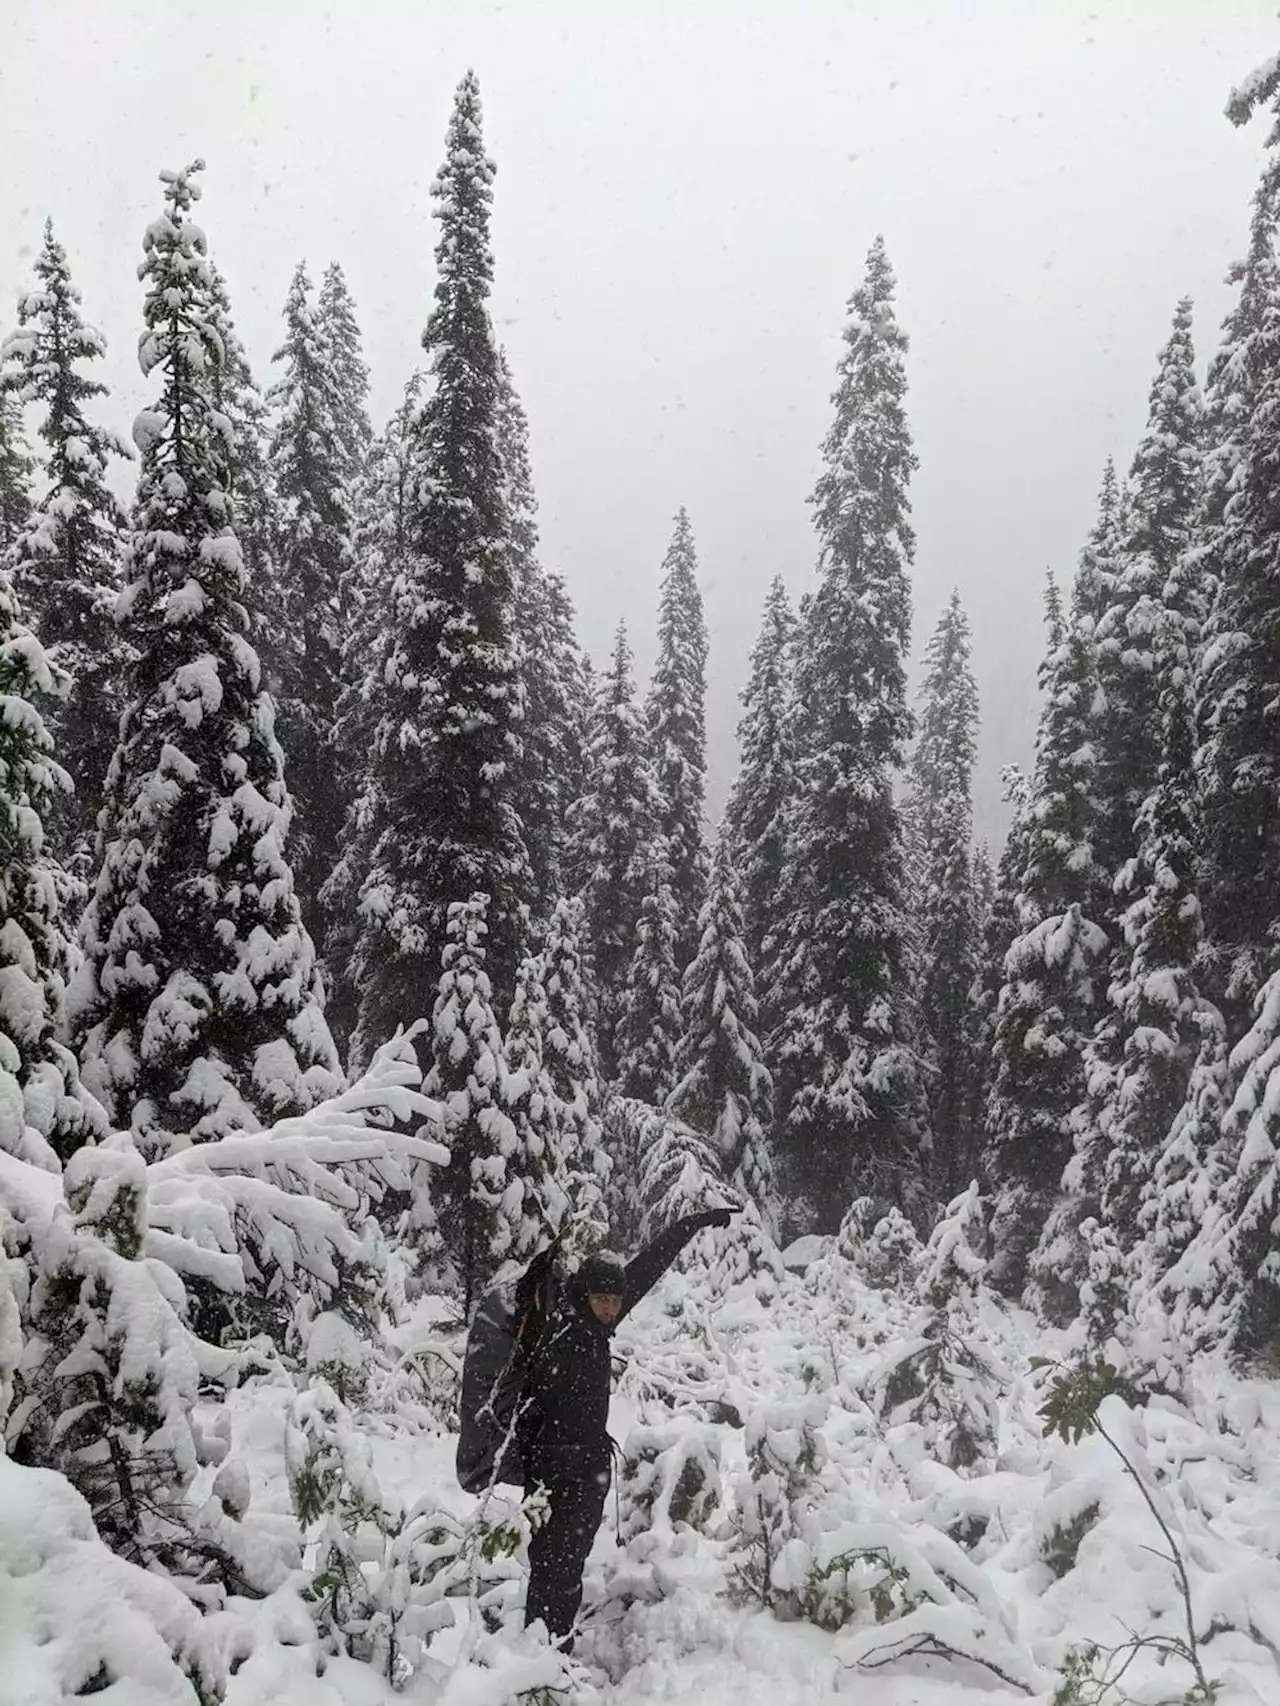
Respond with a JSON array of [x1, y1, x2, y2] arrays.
[[2, 0, 1276, 845]]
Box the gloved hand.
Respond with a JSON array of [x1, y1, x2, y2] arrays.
[[694, 1207, 734, 1230]]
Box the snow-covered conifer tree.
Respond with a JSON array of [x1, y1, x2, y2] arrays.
[[18, 1141, 201, 1562], [966, 767, 1031, 1152], [572, 621, 663, 1079], [317, 260, 372, 471], [1091, 305, 1202, 968], [769, 238, 924, 1226], [323, 375, 423, 1057], [425, 893, 521, 1311], [498, 348, 582, 917], [616, 852, 682, 1106], [1149, 57, 1280, 1356], [0, 394, 33, 553], [537, 896, 608, 1241], [351, 74, 532, 1062], [669, 823, 778, 1233], [1080, 306, 1210, 1254], [984, 571, 1107, 1305], [502, 943, 571, 1258], [266, 260, 352, 953], [70, 161, 340, 1157], [726, 573, 796, 1045], [906, 592, 980, 1195], [206, 262, 275, 617], [645, 506, 709, 973], [1195, 104, 1280, 1039], [0, 563, 105, 1162], [0, 222, 132, 865]]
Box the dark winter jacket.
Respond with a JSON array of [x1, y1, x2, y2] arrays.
[[516, 1212, 726, 1481]]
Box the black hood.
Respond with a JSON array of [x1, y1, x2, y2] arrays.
[[572, 1252, 626, 1301]]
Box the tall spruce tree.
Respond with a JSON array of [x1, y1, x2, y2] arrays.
[[645, 507, 709, 973], [1147, 56, 1280, 1356], [1100, 647, 1220, 1254], [69, 162, 340, 1157], [967, 765, 1032, 1148], [670, 823, 778, 1233], [1082, 304, 1207, 1252], [537, 896, 609, 1246], [424, 893, 520, 1312], [206, 263, 275, 619], [0, 395, 34, 553], [572, 622, 663, 1080], [0, 222, 132, 866], [323, 376, 424, 1058], [726, 573, 797, 1050], [498, 348, 581, 918], [266, 261, 351, 955], [769, 238, 924, 1228], [316, 261, 372, 471], [1194, 107, 1280, 1038], [0, 560, 106, 1162], [1092, 304, 1202, 959], [983, 572, 1107, 1305], [350, 73, 532, 1067], [615, 850, 682, 1106], [907, 592, 980, 1196]]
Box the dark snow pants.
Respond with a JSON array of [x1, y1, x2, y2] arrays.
[[524, 1459, 610, 1648]]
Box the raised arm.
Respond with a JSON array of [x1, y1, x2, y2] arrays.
[[619, 1208, 733, 1318]]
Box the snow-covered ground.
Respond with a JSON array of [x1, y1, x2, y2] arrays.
[[18, 1236, 1265, 1706]]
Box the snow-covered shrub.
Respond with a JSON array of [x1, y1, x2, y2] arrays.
[[618, 1422, 722, 1549], [286, 1376, 537, 1683], [10, 1136, 210, 1567], [728, 1395, 828, 1613], [862, 1205, 924, 1290], [305, 1309, 370, 1406], [143, 1029, 447, 1349], [1037, 1496, 1101, 1580], [287, 1377, 419, 1676], [866, 1186, 1006, 1472], [0, 1452, 224, 1704]]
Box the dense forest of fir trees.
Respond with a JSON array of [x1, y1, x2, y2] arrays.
[[2, 58, 1280, 1596]]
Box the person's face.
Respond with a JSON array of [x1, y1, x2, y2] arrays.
[[587, 1292, 622, 1325]]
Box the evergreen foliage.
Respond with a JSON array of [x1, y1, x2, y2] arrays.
[[424, 894, 523, 1311], [967, 766, 1032, 1145], [0, 222, 132, 866], [769, 238, 924, 1227], [572, 622, 662, 1080], [726, 573, 797, 1048], [70, 161, 341, 1157], [266, 260, 352, 957], [536, 896, 609, 1247], [0, 561, 105, 1162], [906, 593, 980, 1196], [645, 506, 709, 973], [984, 572, 1107, 1304], [206, 263, 275, 626], [1195, 74, 1280, 1033], [316, 261, 373, 470], [616, 851, 683, 1106], [1092, 304, 1202, 955], [669, 823, 778, 1233], [324, 374, 423, 1058], [16, 1140, 201, 1564], [0, 394, 34, 553], [351, 73, 532, 1066], [498, 348, 581, 918], [501, 939, 571, 1258]]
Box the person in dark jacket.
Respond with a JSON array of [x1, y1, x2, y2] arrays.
[[517, 1208, 734, 1648]]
